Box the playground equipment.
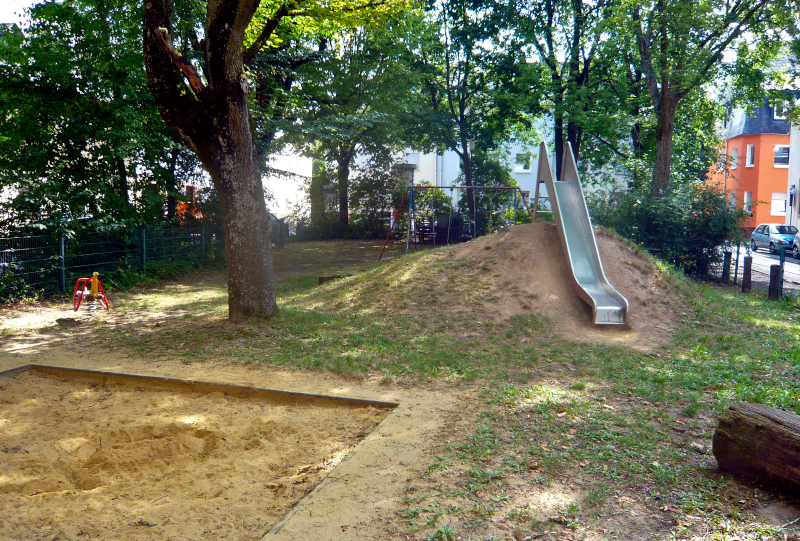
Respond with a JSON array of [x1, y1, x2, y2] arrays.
[[537, 141, 628, 325], [378, 184, 531, 261], [72, 272, 109, 312]]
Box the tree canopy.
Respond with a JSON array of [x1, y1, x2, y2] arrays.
[[0, 0, 201, 235]]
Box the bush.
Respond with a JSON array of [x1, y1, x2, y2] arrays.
[[0, 263, 43, 304], [588, 183, 748, 275]]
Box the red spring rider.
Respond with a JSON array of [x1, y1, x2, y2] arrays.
[[73, 272, 110, 311]]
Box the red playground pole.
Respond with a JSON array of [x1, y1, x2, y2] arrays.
[[378, 190, 409, 262]]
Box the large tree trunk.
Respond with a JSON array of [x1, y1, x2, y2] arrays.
[[462, 150, 475, 219], [211, 130, 276, 322], [143, 0, 277, 322], [713, 402, 800, 496], [651, 101, 678, 197], [205, 49, 277, 322]]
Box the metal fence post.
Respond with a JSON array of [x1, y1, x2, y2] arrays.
[[58, 233, 66, 293], [733, 244, 740, 285], [140, 230, 147, 274], [513, 189, 517, 224]]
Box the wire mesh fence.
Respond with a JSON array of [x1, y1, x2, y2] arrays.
[[0, 226, 230, 299], [65, 230, 143, 289], [0, 235, 60, 292]]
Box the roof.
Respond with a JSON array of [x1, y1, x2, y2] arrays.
[[726, 98, 791, 139], [0, 23, 21, 38]]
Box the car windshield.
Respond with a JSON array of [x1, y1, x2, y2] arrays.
[[774, 225, 798, 235]]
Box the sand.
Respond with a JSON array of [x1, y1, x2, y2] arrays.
[[0, 369, 391, 540]]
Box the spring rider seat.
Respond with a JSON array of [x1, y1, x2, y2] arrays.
[[72, 272, 109, 312]]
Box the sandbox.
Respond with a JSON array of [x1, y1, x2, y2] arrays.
[[0, 365, 396, 541]]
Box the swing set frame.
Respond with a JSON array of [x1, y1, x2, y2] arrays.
[[378, 185, 532, 261]]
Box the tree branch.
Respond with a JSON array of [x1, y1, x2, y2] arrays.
[[633, 7, 661, 109], [592, 134, 630, 159], [678, 0, 772, 100], [243, 4, 290, 65], [143, 0, 211, 158], [155, 27, 206, 96]]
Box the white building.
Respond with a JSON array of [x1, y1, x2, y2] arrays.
[[263, 150, 313, 218], [786, 121, 799, 227]]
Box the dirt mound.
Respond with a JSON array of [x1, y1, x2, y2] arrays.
[[450, 222, 682, 350]]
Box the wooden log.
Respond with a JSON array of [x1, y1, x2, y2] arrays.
[[318, 275, 349, 286], [712, 402, 800, 495]]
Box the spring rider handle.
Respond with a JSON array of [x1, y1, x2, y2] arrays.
[[72, 272, 110, 311]]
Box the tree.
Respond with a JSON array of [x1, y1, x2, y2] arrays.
[[0, 0, 199, 235], [287, 16, 422, 230], [505, 0, 616, 178], [418, 0, 535, 217], [143, 0, 405, 321], [629, 0, 787, 197], [580, 34, 726, 192]]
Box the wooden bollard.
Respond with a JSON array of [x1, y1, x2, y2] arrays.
[[769, 264, 781, 299], [741, 256, 752, 292], [713, 402, 800, 496]]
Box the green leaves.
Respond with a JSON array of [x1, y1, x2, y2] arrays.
[[0, 0, 200, 235]]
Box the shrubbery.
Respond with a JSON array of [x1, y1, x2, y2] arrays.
[[588, 183, 748, 275]]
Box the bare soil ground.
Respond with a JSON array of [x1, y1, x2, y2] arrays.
[[450, 223, 679, 349], [1, 228, 798, 541]]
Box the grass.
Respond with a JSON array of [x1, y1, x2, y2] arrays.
[[394, 270, 800, 539], [10, 236, 800, 540]]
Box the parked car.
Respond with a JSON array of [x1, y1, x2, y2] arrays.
[[750, 223, 798, 255], [794, 231, 800, 259]]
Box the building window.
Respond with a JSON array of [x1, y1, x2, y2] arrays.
[[771, 192, 787, 216], [743, 191, 752, 213], [746, 144, 755, 167], [774, 146, 790, 167], [774, 101, 787, 120], [514, 153, 531, 173], [730, 147, 738, 169]]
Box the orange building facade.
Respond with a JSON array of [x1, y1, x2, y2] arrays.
[[709, 101, 791, 231]]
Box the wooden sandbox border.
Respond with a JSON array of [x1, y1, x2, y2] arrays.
[[0, 364, 400, 410], [1, 364, 402, 537]]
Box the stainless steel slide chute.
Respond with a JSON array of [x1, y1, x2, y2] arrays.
[[537, 142, 629, 325]]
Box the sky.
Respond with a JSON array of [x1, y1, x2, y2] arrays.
[[0, 0, 35, 25]]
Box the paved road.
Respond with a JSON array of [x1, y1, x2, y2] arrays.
[[731, 244, 800, 284]]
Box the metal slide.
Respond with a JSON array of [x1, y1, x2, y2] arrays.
[[537, 142, 629, 325]]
